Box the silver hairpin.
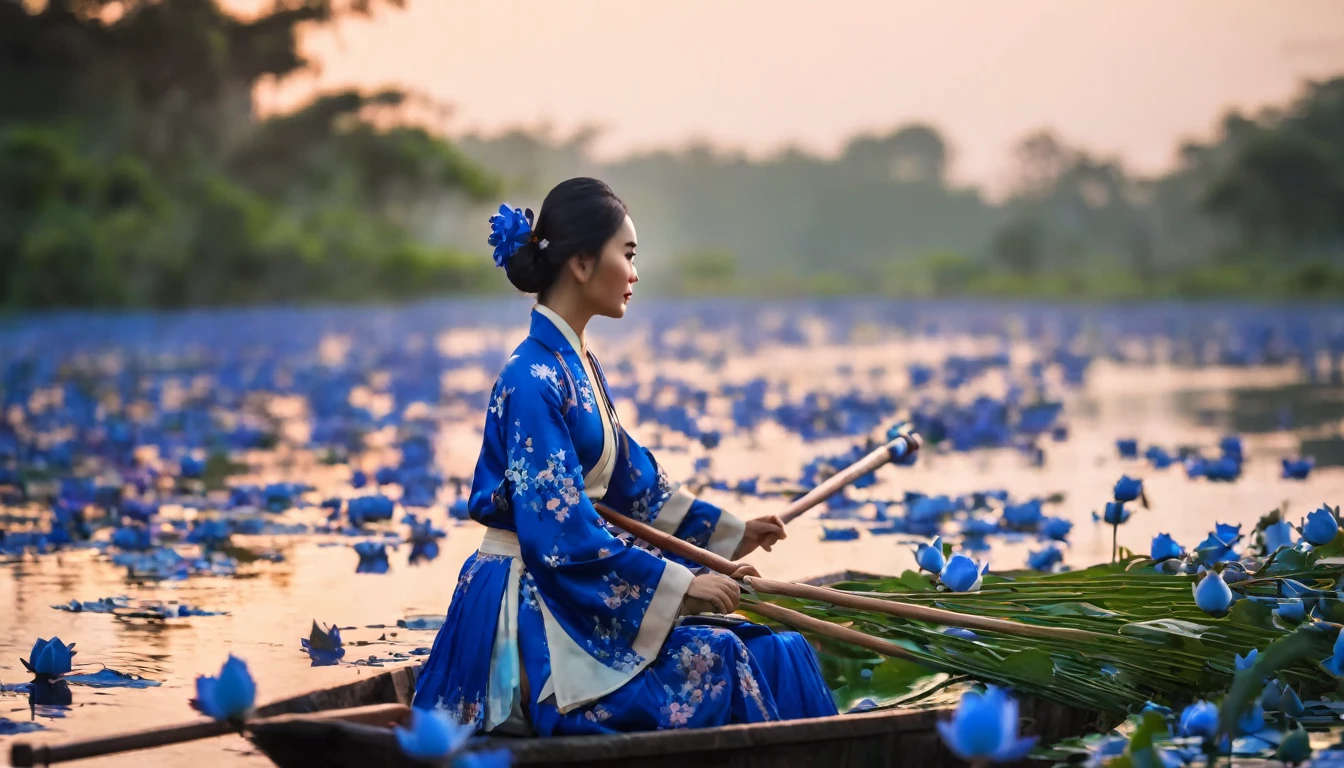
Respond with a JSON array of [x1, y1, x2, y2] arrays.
[[538, 239, 549, 250]]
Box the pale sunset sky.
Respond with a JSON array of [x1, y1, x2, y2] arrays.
[[251, 0, 1344, 192]]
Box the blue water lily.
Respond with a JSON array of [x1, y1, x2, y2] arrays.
[[20, 637, 76, 678], [192, 655, 256, 721], [487, 204, 536, 268], [935, 685, 1038, 763], [301, 621, 346, 666], [1262, 520, 1297, 553], [1102, 501, 1130, 526], [1113, 475, 1143, 503], [1275, 599, 1306, 624], [914, 536, 946, 574], [1041, 517, 1072, 542], [1282, 457, 1314, 480], [940, 555, 987, 593], [1150, 533, 1183, 561], [1193, 570, 1233, 617], [1321, 630, 1344, 677], [1235, 649, 1259, 672], [1027, 546, 1063, 572], [394, 706, 474, 761], [1301, 505, 1340, 546]]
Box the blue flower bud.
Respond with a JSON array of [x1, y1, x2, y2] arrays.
[[1103, 501, 1130, 526], [1235, 649, 1259, 671], [395, 707, 473, 761], [1276, 728, 1312, 766], [1113, 475, 1143, 503], [1041, 517, 1073, 542], [1280, 684, 1304, 719], [1193, 570, 1233, 617], [20, 637, 76, 678], [1281, 457, 1313, 480], [1027, 546, 1063, 572], [1276, 599, 1306, 624], [940, 555, 987, 593], [914, 536, 946, 574], [1262, 520, 1296, 553], [1178, 700, 1218, 740], [1302, 505, 1340, 546], [192, 655, 256, 721], [1150, 533, 1183, 561], [935, 686, 1038, 762]]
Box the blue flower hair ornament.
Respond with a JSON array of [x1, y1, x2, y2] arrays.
[[488, 203, 545, 267]]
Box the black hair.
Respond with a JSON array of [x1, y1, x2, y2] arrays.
[[504, 177, 628, 298]]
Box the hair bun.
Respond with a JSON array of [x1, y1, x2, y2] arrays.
[[504, 239, 550, 294]]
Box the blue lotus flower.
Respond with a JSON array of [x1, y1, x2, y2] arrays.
[[1301, 505, 1340, 546], [1282, 457, 1314, 480], [1103, 501, 1130, 526], [1276, 599, 1306, 624], [1279, 684, 1304, 718], [394, 707, 473, 761], [1236, 701, 1265, 734], [1140, 701, 1172, 717], [1150, 533, 1183, 561], [935, 685, 1037, 762], [487, 204, 536, 267], [1117, 439, 1139, 459], [1235, 649, 1259, 672], [1262, 520, 1296, 553], [354, 541, 391, 574], [20, 637, 76, 678], [1276, 728, 1312, 766], [940, 555, 987, 593], [915, 536, 946, 574], [1178, 700, 1218, 739], [192, 655, 256, 720], [1113, 475, 1143, 503], [1027, 546, 1063, 572], [301, 621, 346, 666], [1041, 517, 1072, 542], [1193, 570, 1233, 617], [1002, 500, 1043, 531], [943, 627, 980, 641], [1321, 630, 1344, 676]]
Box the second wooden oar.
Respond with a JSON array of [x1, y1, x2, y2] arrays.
[[779, 433, 921, 524], [593, 501, 1110, 643], [8, 702, 409, 767]]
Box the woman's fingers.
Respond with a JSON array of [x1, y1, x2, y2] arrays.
[[731, 563, 760, 579]]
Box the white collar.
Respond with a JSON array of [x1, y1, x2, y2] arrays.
[[534, 304, 585, 355]]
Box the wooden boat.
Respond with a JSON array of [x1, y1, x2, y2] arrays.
[[245, 571, 1118, 768]]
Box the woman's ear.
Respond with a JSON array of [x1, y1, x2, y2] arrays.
[[566, 253, 596, 284]]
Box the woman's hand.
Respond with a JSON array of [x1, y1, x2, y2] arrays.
[[682, 572, 742, 615], [733, 514, 787, 559]]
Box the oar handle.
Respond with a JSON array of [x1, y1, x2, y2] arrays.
[[779, 434, 919, 525], [594, 501, 745, 578], [9, 703, 409, 766]]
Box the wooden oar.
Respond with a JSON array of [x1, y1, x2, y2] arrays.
[[8, 702, 409, 766], [593, 501, 1109, 643], [779, 433, 921, 524]]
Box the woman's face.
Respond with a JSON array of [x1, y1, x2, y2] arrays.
[[578, 214, 639, 319]]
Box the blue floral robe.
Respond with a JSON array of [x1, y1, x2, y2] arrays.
[[412, 306, 837, 735]]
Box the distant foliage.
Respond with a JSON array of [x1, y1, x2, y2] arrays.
[[0, 0, 498, 309]]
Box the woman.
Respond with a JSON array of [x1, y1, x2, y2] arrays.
[[413, 178, 839, 736]]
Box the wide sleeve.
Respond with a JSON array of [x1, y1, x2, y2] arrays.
[[603, 425, 746, 563], [495, 357, 694, 713]]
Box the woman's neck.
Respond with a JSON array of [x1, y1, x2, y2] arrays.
[[537, 298, 592, 352]]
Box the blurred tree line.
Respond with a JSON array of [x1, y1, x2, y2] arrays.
[[0, 0, 500, 309], [2, 0, 1341, 308], [452, 79, 1344, 301]]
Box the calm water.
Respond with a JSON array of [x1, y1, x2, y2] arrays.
[[2, 300, 1343, 766]]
